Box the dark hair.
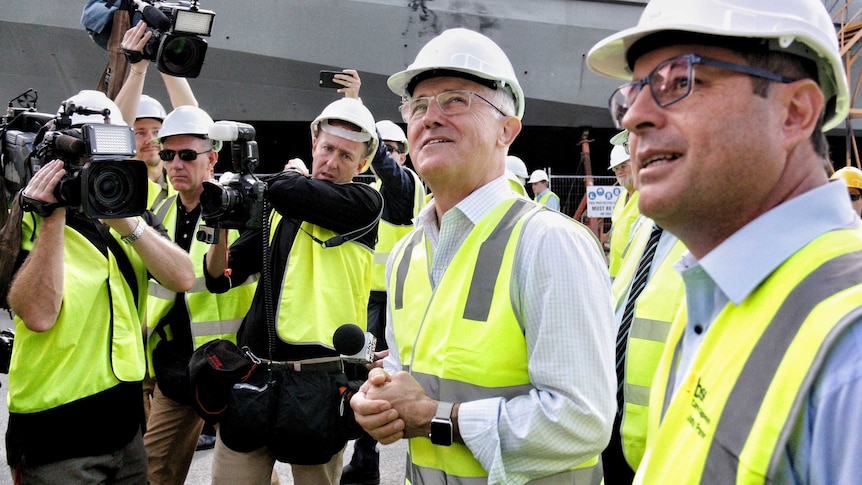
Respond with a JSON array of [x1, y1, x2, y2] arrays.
[[739, 50, 825, 157]]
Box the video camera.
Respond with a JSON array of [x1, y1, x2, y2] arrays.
[[0, 89, 148, 219], [197, 121, 266, 244], [130, 0, 215, 78]]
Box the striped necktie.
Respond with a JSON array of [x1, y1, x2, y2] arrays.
[[615, 222, 663, 414]]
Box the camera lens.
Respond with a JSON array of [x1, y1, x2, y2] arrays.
[[158, 34, 208, 78], [82, 160, 147, 218], [200, 180, 240, 220]]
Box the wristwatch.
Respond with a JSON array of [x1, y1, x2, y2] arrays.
[[429, 401, 454, 446], [121, 220, 145, 244]]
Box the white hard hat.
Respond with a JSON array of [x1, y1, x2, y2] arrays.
[[311, 98, 380, 171], [586, 0, 849, 131], [506, 170, 528, 197], [375, 120, 408, 154], [137, 95, 167, 121], [158, 105, 214, 141], [528, 169, 549, 184], [609, 145, 630, 170], [388, 28, 525, 119], [505, 155, 528, 182], [59, 90, 126, 126]]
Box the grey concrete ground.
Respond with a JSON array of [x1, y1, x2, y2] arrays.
[[0, 310, 407, 484]]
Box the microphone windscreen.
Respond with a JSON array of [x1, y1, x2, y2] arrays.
[[333, 323, 365, 355], [142, 5, 171, 32], [55, 134, 86, 157]]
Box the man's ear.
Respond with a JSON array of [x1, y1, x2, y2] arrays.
[[499, 116, 522, 148], [780, 79, 824, 149]]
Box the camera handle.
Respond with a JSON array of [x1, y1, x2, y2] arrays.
[[20, 193, 61, 218]]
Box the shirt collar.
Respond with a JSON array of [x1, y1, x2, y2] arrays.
[[415, 175, 511, 241], [697, 181, 859, 304]]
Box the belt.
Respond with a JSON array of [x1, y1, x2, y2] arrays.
[[249, 353, 344, 373]]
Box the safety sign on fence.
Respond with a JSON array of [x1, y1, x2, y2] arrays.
[[586, 185, 622, 218]]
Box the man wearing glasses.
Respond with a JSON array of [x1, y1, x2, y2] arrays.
[[351, 28, 615, 484], [588, 0, 862, 483], [142, 105, 258, 484]]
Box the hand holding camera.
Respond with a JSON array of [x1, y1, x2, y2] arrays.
[[125, 0, 216, 78]]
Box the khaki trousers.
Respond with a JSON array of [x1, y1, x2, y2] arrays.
[[143, 382, 204, 485], [211, 426, 345, 485]]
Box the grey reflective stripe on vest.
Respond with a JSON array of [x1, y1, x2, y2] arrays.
[[464, 198, 533, 321], [702, 250, 862, 483], [413, 371, 533, 403], [408, 464, 600, 485], [154, 194, 178, 225], [631, 317, 671, 343], [625, 382, 650, 407], [190, 318, 243, 341], [373, 252, 389, 265], [625, 317, 671, 407], [394, 230, 426, 310]]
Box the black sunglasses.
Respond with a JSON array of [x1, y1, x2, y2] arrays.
[[158, 149, 212, 162]]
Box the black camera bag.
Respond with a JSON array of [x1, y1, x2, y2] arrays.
[[218, 363, 362, 465]]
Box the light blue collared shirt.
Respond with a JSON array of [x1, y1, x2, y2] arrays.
[[672, 181, 862, 484], [384, 175, 615, 484]]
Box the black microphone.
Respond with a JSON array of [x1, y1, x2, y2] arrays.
[[134, 0, 171, 31], [54, 134, 87, 157], [333, 323, 376, 364]]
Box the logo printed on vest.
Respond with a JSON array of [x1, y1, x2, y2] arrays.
[[687, 377, 711, 439]]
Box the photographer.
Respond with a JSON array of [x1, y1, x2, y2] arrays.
[[5, 90, 194, 484], [142, 106, 258, 484], [203, 98, 383, 485], [114, 19, 199, 210]]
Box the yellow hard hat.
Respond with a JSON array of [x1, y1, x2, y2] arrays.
[[831, 166, 862, 191]]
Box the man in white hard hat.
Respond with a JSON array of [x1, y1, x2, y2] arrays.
[[351, 28, 614, 484], [505, 154, 529, 197], [6, 91, 195, 484], [528, 169, 560, 211], [607, 131, 639, 280], [204, 97, 383, 485], [115, 20, 199, 209], [588, 0, 862, 482], [602, 134, 688, 485], [139, 106, 257, 485]]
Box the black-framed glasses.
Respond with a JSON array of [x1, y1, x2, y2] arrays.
[[400, 90, 507, 123], [850, 191, 862, 202], [158, 148, 212, 162], [609, 53, 797, 129]]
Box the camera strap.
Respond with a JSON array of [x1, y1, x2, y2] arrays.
[[298, 192, 384, 249], [104, 227, 139, 310], [96, 2, 131, 99]]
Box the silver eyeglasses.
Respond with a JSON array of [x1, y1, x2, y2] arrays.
[[400, 90, 507, 123], [609, 53, 796, 129]]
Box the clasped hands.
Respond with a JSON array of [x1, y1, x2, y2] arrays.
[[349, 367, 438, 445]]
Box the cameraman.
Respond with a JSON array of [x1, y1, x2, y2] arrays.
[[115, 20, 199, 210], [5, 91, 195, 484], [141, 106, 258, 484], [203, 98, 383, 485]]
